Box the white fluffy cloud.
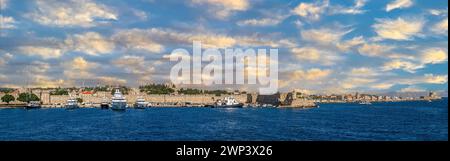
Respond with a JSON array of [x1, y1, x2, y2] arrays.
[[280, 68, 332, 88], [113, 55, 155, 75], [329, 0, 367, 15], [292, 0, 366, 21], [19, 46, 63, 59], [292, 0, 328, 21], [382, 59, 423, 73], [112, 29, 164, 53], [420, 48, 448, 64], [65, 32, 115, 56], [358, 43, 394, 57], [291, 47, 342, 66], [301, 28, 351, 45], [0, 52, 12, 66], [432, 18, 448, 35], [191, 0, 249, 19], [0, 15, 16, 29], [373, 17, 424, 40], [380, 48, 447, 73], [423, 74, 448, 84], [399, 86, 425, 92], [386, 0, 413, 12], [26, 0, 117, 27]]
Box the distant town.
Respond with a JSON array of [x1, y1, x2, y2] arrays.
[[0, 83, 444, 108]]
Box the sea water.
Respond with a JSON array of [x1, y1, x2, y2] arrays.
[[0, 98, 447, 141]]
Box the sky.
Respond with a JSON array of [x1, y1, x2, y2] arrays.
[[0, 0, 448, 94]]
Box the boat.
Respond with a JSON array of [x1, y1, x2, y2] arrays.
[[212, 97, 243, 108], [65, 98, 79, 109], [134, 98, 148, 109], [358, 100, 372, 105], [26, 101, 41, 109], [100, 102, 109, 109], [111, 89, 127, 111], [100, 94, 109, 109]]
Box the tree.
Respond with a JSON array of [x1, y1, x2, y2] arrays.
[[76, 98, 83, 103], [1, 94, 15, 104], [50, 88, 69, 95], [17, 93, 40, 103]]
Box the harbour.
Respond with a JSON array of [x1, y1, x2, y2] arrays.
[[0, 98, 447, 141]]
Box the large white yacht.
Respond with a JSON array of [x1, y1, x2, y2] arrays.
[[65, 98, 79, 109], [134, 98, 148, 109], [111, 89, 127, 111]]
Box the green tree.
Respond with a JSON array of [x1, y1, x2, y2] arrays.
[[1, 94, 15, 104], [50, 88, 69, 95], [17, 93, 40, 103]]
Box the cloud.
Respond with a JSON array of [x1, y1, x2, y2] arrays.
[[30, 75, 66, 88], [191, 0, 249, 19], [18, 46, 63, 59], [291, 47, 342, 66], [399, 86, 425, 92], [341, 77, 375, 89], [0, 15, 16, 29], [373, 19, 421, 41], [29, 61, 51, 74], [25, 0, 117, 27], [71, 57, 97, 70], [349, 67, 380, 77], [237, 15, 287, 27], [0, 52, 12, 66], [0, 0, 7, 10], [292, 0, 366, 21], [329, 0, 367, 15], [112, 29, 164, 53], [357, 43, 394, 57], [386, 0, 413, 12], [65, 32, 115, 56], [373, 17, 424, 40], [112, 55, 155, 75], [292, 0, 328, 21], [112, 28, 292, 49], [432, 18, 448, 35], [63, 57, 98, 79], [382, 59, 423, 73], [371, 83, 394, 90], [423, 74, 448, 84], [280, 68, 332, 88], [380, 48, 447, 73], [420, 48, 448, 64], [336, 36, 365, 51], [301, 28, 351, 45], [428, 9, 448, 16]]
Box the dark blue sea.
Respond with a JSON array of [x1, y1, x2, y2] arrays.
[[0, 99, 447, 141]]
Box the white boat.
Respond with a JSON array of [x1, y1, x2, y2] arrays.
[[26, 101, 41, 109], [65, 98, 79, 109], [111, 89, 127, 111], [134, 98, 148, 109], [358, 100, 372, 105], [212, 97, 243, 108]]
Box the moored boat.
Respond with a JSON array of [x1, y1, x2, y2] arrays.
[[212, 97, 243, 108], [26, 101, 41, 109], [65, 98, 79, 109], [358, 100, 372, 105], [111, 89, 127, 111], [134, 98, 148, 109]]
